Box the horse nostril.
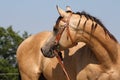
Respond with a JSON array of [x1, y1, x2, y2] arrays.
[[41, 47, 56, 58], [41, 48, 48, 57], [41, 48, 44, 54]]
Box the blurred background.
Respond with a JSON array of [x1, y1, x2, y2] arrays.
[[0, 0, 119, 80]]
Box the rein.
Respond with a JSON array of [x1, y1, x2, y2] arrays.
[[54, 50, 71, 80]]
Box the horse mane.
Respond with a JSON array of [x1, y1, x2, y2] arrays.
[[55, 11, 118, 42], [75, 11, 118, 42]]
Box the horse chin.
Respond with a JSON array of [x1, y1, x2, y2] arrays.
[[41, 48, 56, 58]]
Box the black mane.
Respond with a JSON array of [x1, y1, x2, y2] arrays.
[[76, 11, 105, 28], [75, 11, 118, 42], [55, 11, 118, 42]]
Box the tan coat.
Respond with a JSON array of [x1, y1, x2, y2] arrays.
[[17, 31, 98, 80]]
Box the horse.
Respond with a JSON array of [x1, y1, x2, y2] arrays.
[[17, 31, 99, 80], [41, 6, 120, 80]]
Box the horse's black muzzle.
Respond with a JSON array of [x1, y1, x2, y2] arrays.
[[41, 47, 56, 58]]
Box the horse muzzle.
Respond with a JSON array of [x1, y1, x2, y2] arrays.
[[41, 47, 56, 58]]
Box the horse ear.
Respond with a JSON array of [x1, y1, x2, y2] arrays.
[[66, 6, 72, 12], [56, 5, 67, 17]]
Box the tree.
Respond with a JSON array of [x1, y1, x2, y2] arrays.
[[0, 26, 29, 80]]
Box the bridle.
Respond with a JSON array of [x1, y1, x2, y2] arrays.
[[53, 13, 74, 80], [53, 12, 79, 80], [55, 13, 77, 47]]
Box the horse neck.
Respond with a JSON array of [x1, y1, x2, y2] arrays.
[[75, 18, 118, 68]]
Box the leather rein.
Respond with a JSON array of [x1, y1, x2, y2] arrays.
[[54, 50, 71, 80]]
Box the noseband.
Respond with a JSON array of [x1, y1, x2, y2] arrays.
[[55, 13, 76, 47]]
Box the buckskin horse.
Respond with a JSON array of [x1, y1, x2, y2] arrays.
[[41, 6, 120, 80], [17, 31, 99, 80]]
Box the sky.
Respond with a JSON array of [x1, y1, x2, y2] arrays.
[[0, 0, 120, 41]]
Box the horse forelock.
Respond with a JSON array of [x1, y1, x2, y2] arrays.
[[54, 16, 62, 30], [55, 11, 72, 25]]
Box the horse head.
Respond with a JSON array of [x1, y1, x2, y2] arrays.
[[41, 6, 78, 58], [41, 6, 118, 63]]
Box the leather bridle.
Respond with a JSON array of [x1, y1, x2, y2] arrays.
[[54, 13, 74, 80], [54, 12, 80, 80], [54, 13, 75, 47]]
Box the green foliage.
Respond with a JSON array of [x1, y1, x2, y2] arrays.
[[0, 59, 18, 80], [0, 26, 29, 80]]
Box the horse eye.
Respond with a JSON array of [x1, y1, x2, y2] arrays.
[[53, 27, 58, 33]]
